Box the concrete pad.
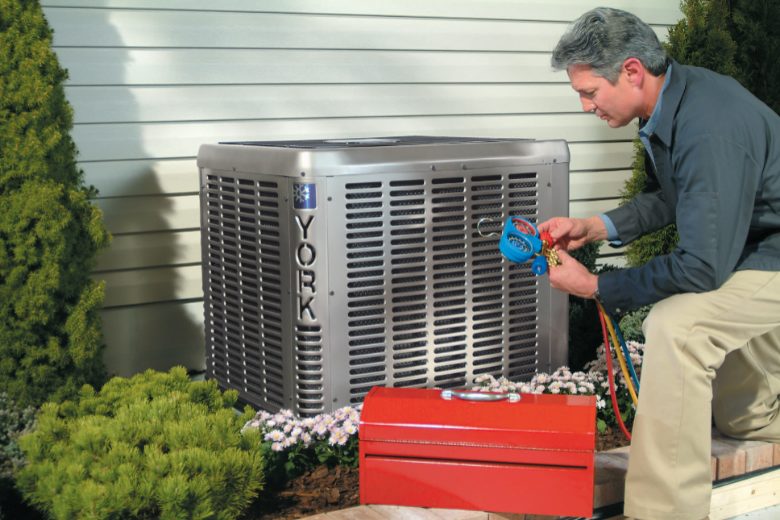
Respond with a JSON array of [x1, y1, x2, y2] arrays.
[[426, 509, 488, 520], [486, 513, 523, 520], [328, 506, 389, 520], [369, 505, 450, 520]]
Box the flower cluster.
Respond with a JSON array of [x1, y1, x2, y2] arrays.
[[474, 341, 645, 428], [242, 404, 362, 452], [242, 341, 646, 454]]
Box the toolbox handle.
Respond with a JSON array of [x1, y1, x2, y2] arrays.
[[441, 390, 521, 403]]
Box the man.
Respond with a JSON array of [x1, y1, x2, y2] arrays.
[[541, 7, 780, 520]]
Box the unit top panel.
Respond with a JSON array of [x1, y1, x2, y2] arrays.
[[197, 136, 569, 178]]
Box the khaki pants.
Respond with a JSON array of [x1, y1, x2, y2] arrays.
[[624, 270, 780, 520]]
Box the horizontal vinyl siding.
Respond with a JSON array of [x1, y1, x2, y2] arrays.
[[42, 0, 682, 377]]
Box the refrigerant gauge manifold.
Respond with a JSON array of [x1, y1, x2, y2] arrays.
[[498, 216, 561, 275]]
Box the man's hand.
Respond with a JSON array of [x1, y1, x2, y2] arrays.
[[538, 216, 608, 251], [548, 250, 599, 299]]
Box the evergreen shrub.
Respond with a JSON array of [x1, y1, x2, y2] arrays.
[[16, 367, 264, 520], [730, 0, 780, 115], [1, 0, 112, 407], [617, 306, 652, 344], [0, 393, 38, 520]]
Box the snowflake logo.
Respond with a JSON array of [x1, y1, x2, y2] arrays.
[[293, 184, 310, 204]]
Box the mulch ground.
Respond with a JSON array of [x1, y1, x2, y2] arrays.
[[239, 423, 633, 520], [240, 465, 361, 520]]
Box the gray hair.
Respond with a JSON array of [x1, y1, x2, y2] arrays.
[[551, 8, 668, 84]]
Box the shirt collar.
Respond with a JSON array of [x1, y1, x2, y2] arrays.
[[638, 62, 673, 140]]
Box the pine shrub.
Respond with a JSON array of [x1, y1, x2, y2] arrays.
[[0, 393, 38, 520], [617, 306, 652, 344], [0, 0, 112, 407], [620, 137, 681, 268], [621, 0, 741, 267], [15, 367, 264, 520], [730, 0, 780, 115]]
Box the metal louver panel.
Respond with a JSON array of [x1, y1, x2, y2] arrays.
[[202, 172, 292, 413], [326, 166, 556, 406], [199, 137, 569, 415]]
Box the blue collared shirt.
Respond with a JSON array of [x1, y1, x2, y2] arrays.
[[600, 63, 673, 244]]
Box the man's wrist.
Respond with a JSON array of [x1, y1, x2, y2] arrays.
[[585, 216, 609, 242], [591, 276, 601, 302]]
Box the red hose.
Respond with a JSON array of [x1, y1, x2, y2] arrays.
[[599, 308, 632, 441]]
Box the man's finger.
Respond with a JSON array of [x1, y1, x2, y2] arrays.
[[550, 221, 571, 240]]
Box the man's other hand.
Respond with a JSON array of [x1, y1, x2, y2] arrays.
[[547, 250, 599, 299], [538, 216, 608, 251]]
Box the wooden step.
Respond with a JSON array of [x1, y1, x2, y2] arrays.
[[304, 433, 779, 520]]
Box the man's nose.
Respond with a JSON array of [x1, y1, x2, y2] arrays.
[[580, 97, 596, 113]]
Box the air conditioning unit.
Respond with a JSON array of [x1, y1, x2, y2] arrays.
[[198, 136, 569, 416]]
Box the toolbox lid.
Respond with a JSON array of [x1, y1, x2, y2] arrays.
[[359, 387, 596, 452]]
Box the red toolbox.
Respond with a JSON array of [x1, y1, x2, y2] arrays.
[[359, 387, 596, 518]]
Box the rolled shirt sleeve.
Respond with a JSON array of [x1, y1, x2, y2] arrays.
[[598, 214, 623, 245]]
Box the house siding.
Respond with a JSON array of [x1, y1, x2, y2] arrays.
[[41, 0, 682, 377]]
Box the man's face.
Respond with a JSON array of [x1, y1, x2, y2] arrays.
[[567, 64, 640, 128]]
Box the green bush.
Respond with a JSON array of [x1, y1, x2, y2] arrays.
[[0, 393, 38, 520], [16, 367, 264, 520], [617, 306, 652, 344], [0, 0, 112, 407], [620, 137, 680, 268], [730, 0, 780, 115]]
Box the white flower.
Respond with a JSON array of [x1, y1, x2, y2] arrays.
[[342, 419, 356, 431], [329, 428, 345, 445], [265, 430, 285, 442], [597, 398, 606, 409], [271, 442, 283, 452]]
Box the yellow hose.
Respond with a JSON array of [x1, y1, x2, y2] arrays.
[[596, 301, 639, 407]]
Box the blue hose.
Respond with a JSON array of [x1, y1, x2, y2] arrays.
[[605, 308, 641, 392]]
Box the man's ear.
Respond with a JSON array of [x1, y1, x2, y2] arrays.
[[622, 58, 645, 87]]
